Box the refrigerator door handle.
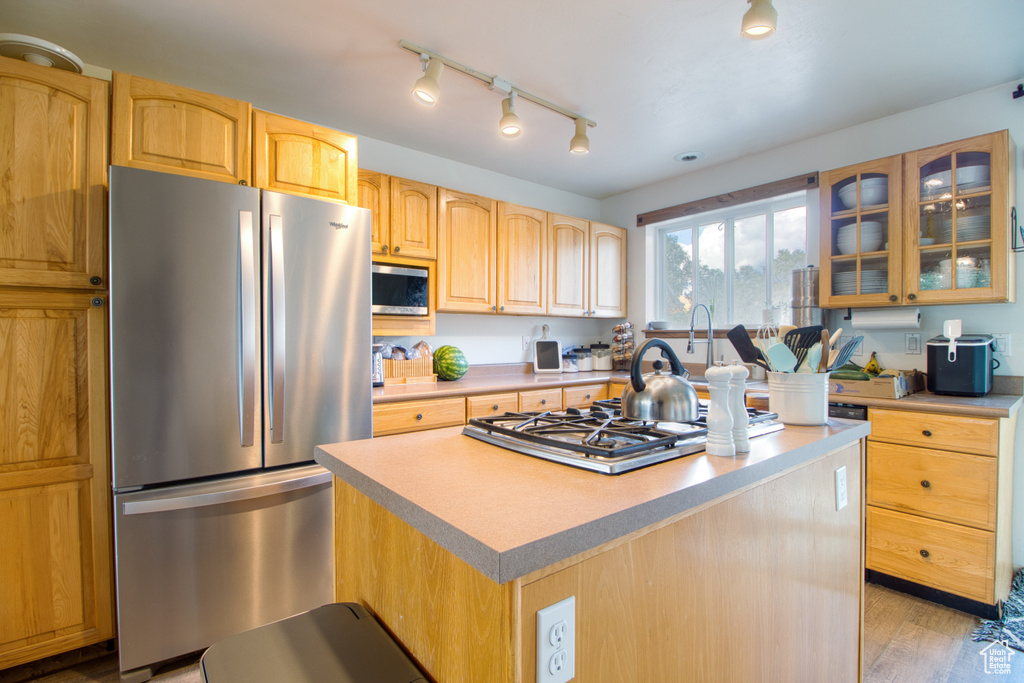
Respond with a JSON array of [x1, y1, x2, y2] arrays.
[[238, 210, 258, 447], [268, 213, 286, 443], [121, 471, 332, 516]]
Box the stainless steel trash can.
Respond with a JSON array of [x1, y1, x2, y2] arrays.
[[200, 603, 426, 683]]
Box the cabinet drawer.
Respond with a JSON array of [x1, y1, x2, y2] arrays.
[[373, 398, 465, 437], [868, 408, 998, 456], [867, 442, 996, 530], [467, 393, 519, 419], [562, 384, 607, 409], [866, 507, 994, 604], [518, 389, 563, 412]]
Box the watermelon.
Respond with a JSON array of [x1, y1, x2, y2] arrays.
[[433, 345, 468, 381]]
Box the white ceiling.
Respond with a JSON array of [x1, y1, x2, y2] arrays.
[[4, 0, 1023, 199]]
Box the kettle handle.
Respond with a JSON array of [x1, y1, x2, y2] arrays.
[[631, 339, 688, 393]]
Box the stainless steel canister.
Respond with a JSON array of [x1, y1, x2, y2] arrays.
[[791, 266, 819, 307]]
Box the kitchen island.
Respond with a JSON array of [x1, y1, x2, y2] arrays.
[[315, 418, 870, 682]]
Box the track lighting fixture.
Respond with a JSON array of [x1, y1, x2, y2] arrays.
[[499, 93, 522, 138], [412, 55, 444, 106], [569, 119, 590, 154], [399, 40, 596, 154], [741, 0, 777, 39]]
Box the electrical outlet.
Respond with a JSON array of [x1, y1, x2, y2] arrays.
[[522, 335, 530, 351], [992, 333, 1011, 358], [537, 596, 575, 683], [905, 333, 922, 355], [835, 466, 848, 511]]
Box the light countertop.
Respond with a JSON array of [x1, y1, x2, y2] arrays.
[[315, 418, 870, 584]]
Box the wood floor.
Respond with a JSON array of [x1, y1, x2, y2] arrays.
[[2, 582, 1014, 682], [862, 583, 1018, 682]]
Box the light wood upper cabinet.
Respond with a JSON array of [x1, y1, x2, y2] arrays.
[[901, 131, 1014, 305], [437, 188, 497, 313], [0, 57, 108, 290], [389, 177, 437, 259], [820, 130, 1015, 307], [112, 72, 252, 185], [360, 173, 437, 260], [590, 222, 627, 317], [548, 214, 589, 316], [549, 215, 627, 318], [496, 203, 547, 315], [252, 110, 357, 203], [359, 170, 391, 254], [0, 291, 114, 669], [819, 155, 903, 308]]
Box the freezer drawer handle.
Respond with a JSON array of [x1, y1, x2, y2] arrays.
[[269, 214, 287, 443], [239, 210, 258, 447], [121, 471, 332, 515]]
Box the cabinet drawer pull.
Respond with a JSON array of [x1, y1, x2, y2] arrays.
[[922, 430, 932, 437], [888, 294, 897, 302], [394, 246, 401, 253], [382, 245, 389, 254], [908, 293, 917, 301], [585, 394, 591, 400], [415, 413, 423, 420], [920, 549, 930, 558], [492, 404, 499, 411], [540, 399, 547, 405], [921, 480, 931, 489]]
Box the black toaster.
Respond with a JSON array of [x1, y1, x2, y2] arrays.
[[925, 334, 999, 396]]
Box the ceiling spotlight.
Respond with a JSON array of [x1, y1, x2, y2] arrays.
[[569, 119, 590, 154], [499, 93, 522, 138], [412, 55, 444, 106], [741, 0, 777, 39]]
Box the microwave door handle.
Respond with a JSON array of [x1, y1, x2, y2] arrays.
[[269, 214, 286, 443], [238, 210, 257, 447]]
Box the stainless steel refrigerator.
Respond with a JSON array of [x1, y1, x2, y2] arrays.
[[108, 166, 371, 681]]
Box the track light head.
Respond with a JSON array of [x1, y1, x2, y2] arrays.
[[741, 0, 777, 39], [569, 118, 590, 154], [499, 94, 521, 138], [412, 56, 444, 106]]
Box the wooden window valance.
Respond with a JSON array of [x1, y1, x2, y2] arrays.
[[635, 172, 819, 227]]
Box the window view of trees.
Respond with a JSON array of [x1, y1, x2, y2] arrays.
[[659, 196, 807, 327]]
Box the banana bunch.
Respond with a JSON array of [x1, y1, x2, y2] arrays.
[[864, 352, 883, 376]]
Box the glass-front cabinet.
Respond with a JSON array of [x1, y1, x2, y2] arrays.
[[820, 130, 1015, 307], [902, 131, 1013, 304], [820, 156, 903, 307]]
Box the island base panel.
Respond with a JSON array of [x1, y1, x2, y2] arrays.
[[334, 442, 862, 682]]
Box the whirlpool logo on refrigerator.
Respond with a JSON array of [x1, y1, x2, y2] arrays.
[[329, 221, 349, 230]]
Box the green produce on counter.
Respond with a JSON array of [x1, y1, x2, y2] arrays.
[[434, 345, 469, 381], [830, 362, 872, 381]]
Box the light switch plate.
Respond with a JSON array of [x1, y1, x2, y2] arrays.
[[835, 466, 848, 511]]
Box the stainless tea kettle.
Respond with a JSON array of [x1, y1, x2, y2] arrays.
[[621, 339, 699, 423]]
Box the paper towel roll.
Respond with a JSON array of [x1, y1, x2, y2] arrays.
[[848, 308, 921, 330]]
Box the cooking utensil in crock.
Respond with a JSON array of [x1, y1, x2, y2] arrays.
[[783, 325, 824, 368], [828, 335, 864, 371], [726, 325, 771, 371], [621, 339, 700, 423]]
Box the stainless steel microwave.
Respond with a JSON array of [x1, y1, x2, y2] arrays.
[[371, 263, 429, 315]]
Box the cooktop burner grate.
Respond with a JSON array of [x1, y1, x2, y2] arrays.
[[467, 409, 689, 459], [462, 399, 784, 474]]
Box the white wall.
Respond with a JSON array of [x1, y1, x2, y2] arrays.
[[601, 78, 1024, 566]]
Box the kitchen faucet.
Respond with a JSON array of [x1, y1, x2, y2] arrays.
[[687, 303, 714, 373]]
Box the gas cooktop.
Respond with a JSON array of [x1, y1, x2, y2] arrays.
[[462, 399, 784, 474]]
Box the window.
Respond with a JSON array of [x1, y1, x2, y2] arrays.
[[654, 191, 807, 327]]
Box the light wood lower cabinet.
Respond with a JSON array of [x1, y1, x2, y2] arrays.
[[518, 388, 563, 412], [563, 383, 607, 409], [334, 442, 862, 682], [372, 398, 465, 437], [467, 393, 519, 419], [0, 291, 114, 669], [866, 407, 1015, 608]]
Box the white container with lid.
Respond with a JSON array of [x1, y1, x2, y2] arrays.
[[591, 342, 612, 371], [577, 348, 593, 371]]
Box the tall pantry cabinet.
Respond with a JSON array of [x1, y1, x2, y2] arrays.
[[0, 57, 115, 669]]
